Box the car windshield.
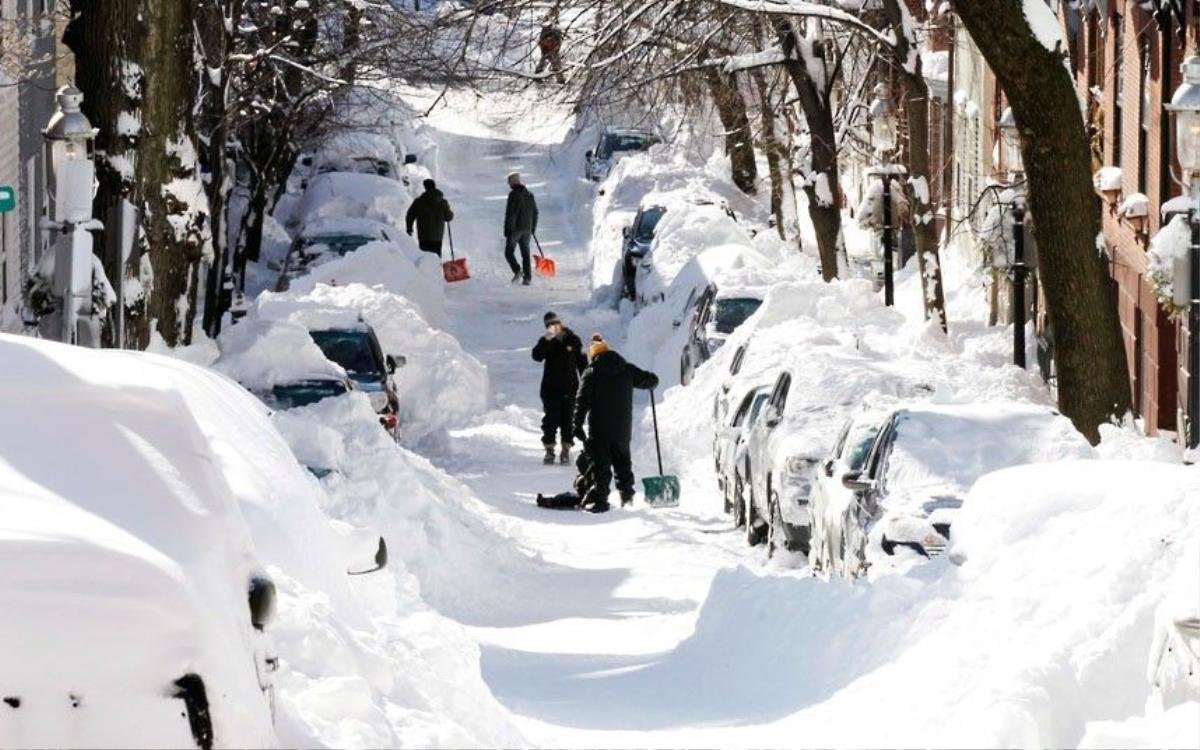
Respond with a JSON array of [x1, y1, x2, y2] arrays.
[[845, 423, 881, 471], [269, 380, 349, 409], [634, 207, 666, 241], [712, 297, 762, 334], [352, 157, 395, 178], [309, 329, 382, 381], [599, 133, 653, 159], [300, 233, 376, 256]]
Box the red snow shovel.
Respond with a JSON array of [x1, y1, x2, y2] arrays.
[[442, 224, 470, 283], [533, 234, 557, 278]]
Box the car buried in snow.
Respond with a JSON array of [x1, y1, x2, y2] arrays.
[[274, 217, 401, 292], [823, 403, 1093, 579], [679, 283, 762, 385], [621, 203, 666, 302], [307, 322, 406, 439], [714, 381, 772, 518], [585, 126, 660, 182]]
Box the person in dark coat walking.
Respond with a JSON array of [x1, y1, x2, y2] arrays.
[[504, 172, 539, 285], [573, 335, 659, 512], [406, 179, 454, 257], [532, 311, 585, 464]]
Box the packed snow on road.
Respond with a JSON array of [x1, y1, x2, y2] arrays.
[[3, 5, 1200, 749]]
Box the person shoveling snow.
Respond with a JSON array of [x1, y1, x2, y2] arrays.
[[572, 335, 659, 512]]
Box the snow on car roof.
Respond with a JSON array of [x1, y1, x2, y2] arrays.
[[215, 315, 348, 390], [316, 131, 398, 163], [881, 402, 1094, 502], [299, 216, 394, 240], [295, 172, 411, 232]]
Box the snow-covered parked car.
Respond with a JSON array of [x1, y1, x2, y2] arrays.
[[275, 217, 402, 292], [809, 409, 887, 577], [830, 403, 1094, 578], [308, 322, 404, 436], [0, 335, 285, 748], [679, 283, 762, 385], [620, 203, 665, 301], [585, 126, 660, 182], [288, 172, 412, 234], [713, 381, 771, 517], [1149, 533, 1200, 708], [312, 131, 402, 182]]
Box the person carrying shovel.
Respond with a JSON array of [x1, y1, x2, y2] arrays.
[[572, 335, 658, 513]]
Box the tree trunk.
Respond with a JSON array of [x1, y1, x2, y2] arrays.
[[751, 67, 787, 239], [881, 0, 947, 331], [955, 0, 1130, 441], [774, 18, 842, 281], [137, 0, 210, 347], [703, 64, 758, 194]]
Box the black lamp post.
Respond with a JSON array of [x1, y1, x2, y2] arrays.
[[869, 84, 898, 307], [999, 107, 1027, 369], [1166, 56, 1200, 449]]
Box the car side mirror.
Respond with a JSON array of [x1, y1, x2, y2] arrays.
[[765, 410, 781, 428], [404, 153, 418, 164], [841, 471, 874, 493], [585, 150, 593, 160], [386, 354, 397, 374], [824, 459, 835, 477], [622, 226, 631, 239], [387, 354, 406, 372], [672, 319, 681, 329], [348, 537, 388, 576], [267, 260, 283, 272]]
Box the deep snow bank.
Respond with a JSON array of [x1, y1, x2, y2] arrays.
[[252, 283, 491, 444], [659, 461, 1200, 747], [0, 334, 522, 748]]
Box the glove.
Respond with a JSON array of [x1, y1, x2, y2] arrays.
[[574, 425, 587, 443]]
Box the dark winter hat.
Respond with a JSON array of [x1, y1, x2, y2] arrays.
[[544, 311, 561, 326], [423, 178, 437, 191]]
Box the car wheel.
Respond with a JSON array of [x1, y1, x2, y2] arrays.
[[767, 484, 781, 559], [681, 352, 690, 385], [745, 483, 766, 547]]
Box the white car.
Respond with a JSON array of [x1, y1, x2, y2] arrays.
[[288, 172, 412, 234], [713, 381, 771, 516], [0, 340, 280, 748], [808, 410, 887, 577], [831, 403, 1093, 578]]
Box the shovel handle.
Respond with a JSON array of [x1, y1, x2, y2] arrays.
[[533, 233, 546, 258], [650, 388, 665, 476], [447, 223, 456, 260]]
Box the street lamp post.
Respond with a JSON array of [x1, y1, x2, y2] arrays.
[[870, 83, 898, 306], [999, 107, 1027, 369], [42, 84, 105, 347], [1166, 56, 1200, 450]]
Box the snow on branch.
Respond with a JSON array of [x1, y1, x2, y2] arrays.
[[707, 0, 896, 49]]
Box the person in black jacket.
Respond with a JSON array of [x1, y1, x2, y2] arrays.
[[573, 335, 659, 512], [405, 179, 454, 256], [532, 311, 585, 464], [504, 172, 539, 285]]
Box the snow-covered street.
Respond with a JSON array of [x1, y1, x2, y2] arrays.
[[6, 2, 1200, 747]]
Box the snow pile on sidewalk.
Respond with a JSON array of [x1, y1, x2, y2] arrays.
[[270, 393, 547, 627], [659, 461, 1200, 747], [253, 283, 491, 443], [0, 334, 523, 748]]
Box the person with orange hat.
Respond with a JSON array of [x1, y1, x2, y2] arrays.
[[573, 334, 658, 512]]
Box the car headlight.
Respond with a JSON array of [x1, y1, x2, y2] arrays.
[[785, 455, 816, 476]]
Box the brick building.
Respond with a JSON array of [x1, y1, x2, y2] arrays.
[[1066, 0, 1195, 436]]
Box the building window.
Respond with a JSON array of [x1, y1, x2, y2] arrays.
[[1113, 13, 1124, 167]]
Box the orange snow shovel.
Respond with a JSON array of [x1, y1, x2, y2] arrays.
[[442, 224, 470, 283], [533, 234, 556, 278]]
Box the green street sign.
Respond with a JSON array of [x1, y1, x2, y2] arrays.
[[0, 185, 14, 214]]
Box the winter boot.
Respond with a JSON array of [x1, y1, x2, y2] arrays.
[[511, 271, 522, 284], [559, 445, 571, 464], [620, 491, 635, 508], [522, 277, 532, 286], [583, 499, 610, 514], [543, 444, 556, 465]]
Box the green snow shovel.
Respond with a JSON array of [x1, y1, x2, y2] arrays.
[[642, 389, 680, 508]]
